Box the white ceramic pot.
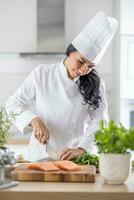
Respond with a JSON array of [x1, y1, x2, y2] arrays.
[[99, 153, 131, 184]]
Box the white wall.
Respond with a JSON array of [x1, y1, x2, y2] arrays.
[[0, 0, 37, 52]]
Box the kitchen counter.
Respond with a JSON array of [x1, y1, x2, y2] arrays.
[[1, 172, 134, 200]]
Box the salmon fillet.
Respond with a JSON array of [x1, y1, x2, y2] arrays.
[[54, 160, 82, 171], [27, 161, 60, 171]]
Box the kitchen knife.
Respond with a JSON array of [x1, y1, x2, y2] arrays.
[[45, 140, 59, 161]]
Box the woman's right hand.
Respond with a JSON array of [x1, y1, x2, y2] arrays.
[[30, 117, 49, 144]]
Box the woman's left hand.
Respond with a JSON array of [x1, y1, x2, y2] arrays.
[[58, 147, 86, 160]]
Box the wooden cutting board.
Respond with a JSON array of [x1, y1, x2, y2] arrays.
[[12, 164, 96, 183]]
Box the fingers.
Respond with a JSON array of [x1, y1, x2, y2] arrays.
[[59, 147, 85, 161], [66, 153, 75, 160], [31, 118, 49, 144], [59, 147, 68, 155], [41, 134, 49, 144], [33, 127, 49, 144], [33, 127, 38, 139], [59, 148, 75, 160], [59, 147, 68, 159], [39, 132, 44, 143], [60, 151, 72, 160], [39, 131, 48, 144]]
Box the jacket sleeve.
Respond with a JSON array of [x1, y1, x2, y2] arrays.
[[76, 79, 109, 153], [5, 66, 40, 135]]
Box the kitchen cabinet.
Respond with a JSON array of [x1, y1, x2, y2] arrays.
[[120, 0, 134, 99], [119, 0, 134, 127]]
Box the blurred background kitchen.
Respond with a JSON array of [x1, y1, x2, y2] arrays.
[[0, 0, 134, 157]]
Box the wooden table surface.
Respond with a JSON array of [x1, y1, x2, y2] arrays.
[[1, 172, 134, 200]]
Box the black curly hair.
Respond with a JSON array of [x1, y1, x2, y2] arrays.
[[66, 44, 102, 110]]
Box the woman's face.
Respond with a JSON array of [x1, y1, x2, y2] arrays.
[[64, 51, 95, 80]]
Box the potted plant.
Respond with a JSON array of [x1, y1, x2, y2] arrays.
[[0, 106, 17, 184], [94, 120, 134, 184], [0, 106, 16, 149]]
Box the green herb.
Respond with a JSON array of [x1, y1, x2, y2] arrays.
[[94, 120, 134, 154], [72, 153, 99, 168], [0, 106, 17, 148]]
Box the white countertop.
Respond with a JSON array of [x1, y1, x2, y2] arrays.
[[1, 172, 134, 200]]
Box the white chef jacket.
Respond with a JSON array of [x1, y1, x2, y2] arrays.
[[6, 60, 109, 161]]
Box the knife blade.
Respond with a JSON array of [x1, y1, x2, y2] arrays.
[[45, 140, 59, 161]]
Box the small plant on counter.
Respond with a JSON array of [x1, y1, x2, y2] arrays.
[[94, 120, 134, 184], [72, 153, 99, 168], [0, 106, 16, 148]]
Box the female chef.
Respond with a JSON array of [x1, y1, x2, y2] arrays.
[[6, 11, 118, 161]]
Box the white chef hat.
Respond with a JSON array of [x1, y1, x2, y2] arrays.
[[72, 11, 118, 65]]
